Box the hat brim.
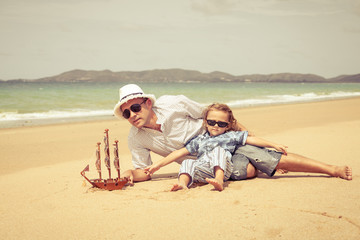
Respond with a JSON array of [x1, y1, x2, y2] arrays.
[[113, 93, 156, 119]]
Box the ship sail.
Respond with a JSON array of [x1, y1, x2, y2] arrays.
[[95, 142, 101, 179], [104, 129, 111, 179], [113, 140, 120, 178]]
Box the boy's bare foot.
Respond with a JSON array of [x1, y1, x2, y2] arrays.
[[170, 183, 188, 191], [335, 166, 352, 180], [205, 178, 224, 191]]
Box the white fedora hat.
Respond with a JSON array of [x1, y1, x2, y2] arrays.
[[113, 84, 156, 119]]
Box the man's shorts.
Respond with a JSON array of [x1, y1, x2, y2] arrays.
[[230, 144, 282, 180]]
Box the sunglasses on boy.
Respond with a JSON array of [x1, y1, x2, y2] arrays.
[[206, 119, 229, 128], [122, 99, 147, 119]]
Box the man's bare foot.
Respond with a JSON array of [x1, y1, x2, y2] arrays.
[[334, 166, 352, 180], [205, 178, 224, 191], [276, 169, 288, 174], [170, 183, 188, 191]]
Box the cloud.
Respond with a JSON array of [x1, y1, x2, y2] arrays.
[[0, 52, 12, 57], [353, 2, 360, 17], [191, 0, 237, 15], [191, 0, 356, 17], [0, 0, 359, 79]]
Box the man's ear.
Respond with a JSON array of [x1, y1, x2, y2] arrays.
[[145, 98, 152, 108]]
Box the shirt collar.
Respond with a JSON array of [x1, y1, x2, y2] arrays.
[[131, 108, 164, 134], [153, 107, 166, 132]]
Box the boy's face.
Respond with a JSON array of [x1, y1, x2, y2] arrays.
[[206, 110, 230, 136]]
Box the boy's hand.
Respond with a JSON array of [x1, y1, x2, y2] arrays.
[[144, 163, 161, 176], [274, 144, 288, 155]]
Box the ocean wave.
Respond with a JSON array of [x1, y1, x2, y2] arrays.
[[1, 91, 359, 122], [226, 91, 360, 108], [0, 109, 114, 121]]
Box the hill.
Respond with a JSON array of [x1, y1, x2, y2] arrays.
[[3, 69, 360, 83]]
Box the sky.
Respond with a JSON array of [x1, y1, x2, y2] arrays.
[[0, 0, 359, 80]]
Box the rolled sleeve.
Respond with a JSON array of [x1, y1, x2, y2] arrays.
[[225, 131, 248, 146], [185, 135, 201, 155], [229, 131, 248, 146], [240, 131, 248, 145]]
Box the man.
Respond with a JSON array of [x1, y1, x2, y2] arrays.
[[114, 84, 352, 185]]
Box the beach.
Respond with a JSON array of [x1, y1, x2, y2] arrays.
[[0, 97, 359, 239]]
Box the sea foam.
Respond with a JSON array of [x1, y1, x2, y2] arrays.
[[227, 91, 360, 108]]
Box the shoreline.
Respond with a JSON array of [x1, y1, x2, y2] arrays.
[[1, 95, 360, 130], [0, 114, 117, 129]]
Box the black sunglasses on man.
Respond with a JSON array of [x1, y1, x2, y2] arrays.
[[122, 99, 147, 119]]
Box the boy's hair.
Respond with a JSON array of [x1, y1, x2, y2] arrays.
[[202, 103, 241, 131]]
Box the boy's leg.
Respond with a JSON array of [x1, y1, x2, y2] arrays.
[[206, 147, 234, 191], [276, 153, 352, 180], [206, 166, 225, 191], [171, 173, 191, 191]]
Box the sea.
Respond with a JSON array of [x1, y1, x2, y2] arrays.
[[1, 81, 360, 128]]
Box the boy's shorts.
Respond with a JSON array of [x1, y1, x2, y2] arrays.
[[230, 144, 282, 180]]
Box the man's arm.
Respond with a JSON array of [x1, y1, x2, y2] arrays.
[[236, 121, 248, 131], [125, 128, 154, 185], [122, 169, 151, 186], [236, 121, 255, 136]]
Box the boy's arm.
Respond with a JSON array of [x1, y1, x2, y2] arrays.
[[246, 136, 288, 155], [144, 147, 190, 176]]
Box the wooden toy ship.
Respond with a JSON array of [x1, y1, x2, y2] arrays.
[[81, 129, 128, 190]]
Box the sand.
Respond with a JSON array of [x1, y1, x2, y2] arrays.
[[0, 98, 359, 239]]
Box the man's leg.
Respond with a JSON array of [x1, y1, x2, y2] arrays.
[[231, 151, 258, 180], [233, 144, 352, 180], [232, 144, 283, 180], [276, 153, 352, 180], [246, 163, 258, 179]]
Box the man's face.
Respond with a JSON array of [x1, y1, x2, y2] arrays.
[[120, 98, 151, 129]]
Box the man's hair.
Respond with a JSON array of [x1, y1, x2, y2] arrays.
[[202, 103, 241, 131]]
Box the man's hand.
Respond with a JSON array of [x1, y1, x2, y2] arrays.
[[122, 169, 134, 186]]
